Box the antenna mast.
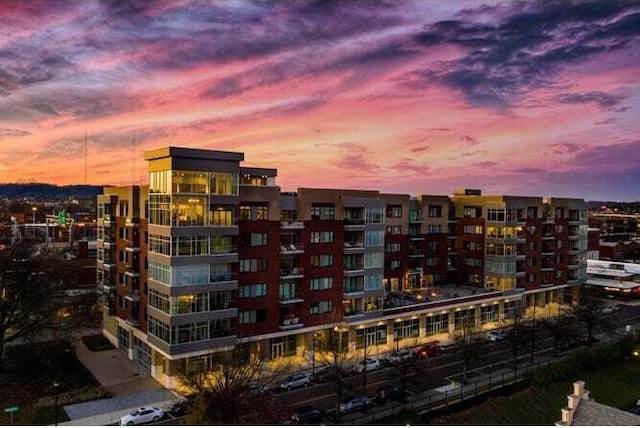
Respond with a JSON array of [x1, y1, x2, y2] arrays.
[[85, 131, 88, 184]]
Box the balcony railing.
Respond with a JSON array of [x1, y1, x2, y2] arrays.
[[281, 221, 304, 229], [280, 267, 304, 278], [279, 294, 303, 304], [210, 273, 236, 283], [280, 244, 304, 254], [280, 315, 303, 330]]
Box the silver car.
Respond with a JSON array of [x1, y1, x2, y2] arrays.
[[120, 407, 164, 425], [280, 372, 312, 390]]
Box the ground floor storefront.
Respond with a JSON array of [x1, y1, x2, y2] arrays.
[[103, 285, 577, 389]]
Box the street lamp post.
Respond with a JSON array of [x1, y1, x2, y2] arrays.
[[312, 333, 317, 377], [53, 382, 60, 426], [362, 331, 368, 412], [31, 207, 37, 238]]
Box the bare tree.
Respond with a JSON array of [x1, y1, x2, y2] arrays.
[[541, 314, 574, 356], [0, 240, 78, 362], [316, 326, 352, 423], [573, 289, 606, 343], [179, 345, 290, 425], [452, 318, 486, 383], [504, 316, 531, 374]]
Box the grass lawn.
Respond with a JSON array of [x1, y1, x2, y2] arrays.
[[0, 339, 111, 425], [424, 359, 640, 425]]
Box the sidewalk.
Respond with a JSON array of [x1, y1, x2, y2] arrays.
[[58, 334, 181, 426]]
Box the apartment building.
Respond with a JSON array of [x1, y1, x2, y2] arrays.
[[96, 146, 589, 388]]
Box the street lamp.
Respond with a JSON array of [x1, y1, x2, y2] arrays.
[[31, 207, 37, 237], [312, 333, 318, 377], [53, 382, 60, 426]]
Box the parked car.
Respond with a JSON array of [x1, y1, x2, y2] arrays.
[[389, 349, 412, 365], [357, 357, 381, 372], [290, 405, 325, 424], [120, 407, 164, 425], [339, 395, 374, 413], [485, 329, 507, 342], [280, 372, 312, 390], [415, 341, 441, 358], [314, 365, 350, 383], [374, 384, 404, 403], [601, 305, 618, 314]]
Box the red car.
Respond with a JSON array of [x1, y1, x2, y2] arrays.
[[415, 341, 442, 358]]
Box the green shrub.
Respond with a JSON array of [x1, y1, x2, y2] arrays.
[[528, 340, 632, 386]]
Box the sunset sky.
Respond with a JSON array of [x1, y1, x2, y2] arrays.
[[1, 0, 639, 201]]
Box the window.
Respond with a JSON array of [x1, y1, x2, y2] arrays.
[[386, 205, 402, 218], [239, 259, 268, 272], [310, 254, 333, 267], [310, 301, 333, 314], [389, 260, 401, 270], [210, 172, 238, 195], [428, 205, 442, 218], [149, 234, 171, 255], [148, 289, 170, 314], [365, 207, 384, 224], [394, 319, 419, 340], [463, 257, 482, 267], [148, 261, 171, 285], [386, 225, 402, 235], [174, 235, 208, 256], [174, 196, 205, 226], [238, 309, 267, 324], [239, 310, 256, 324], [211, 207, 235, 226], [386, 242, 401, 253], [311, 231, 334, 243], [311, 204, 335, 220], [487, 208, 506, 222], [463, 225, 483, 234], [256, 206, 268, 220], [279, 282, 298, 300], [310, 277, 333, 291], [250, 233, 268, 246], [365, 230, 384, 246], [364, 273, 383, 290], [365, 252, 384, 269], [427, 224, 443, 234], [463, 206, 481, 218], [239, 283, 267, 298]]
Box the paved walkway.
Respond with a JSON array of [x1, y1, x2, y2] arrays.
[[59, 334, 180, 426]]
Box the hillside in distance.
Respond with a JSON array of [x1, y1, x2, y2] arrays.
[[0, 183, 106, 200]]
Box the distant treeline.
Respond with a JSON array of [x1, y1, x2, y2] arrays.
[[586, 200, 640, 213], [0, 183, 106, 200]]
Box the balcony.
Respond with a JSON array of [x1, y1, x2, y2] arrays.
[[125, 318, 141, 328], [124, 291, 141, 302], [343, 264, 365, 276], [281, 221, 304, 230], [344, 286, 365, 296], [280, 244, 304, 255], [211, 245, 238, 256], [280, 267, 304, 279], [344, 243, 365, 255], [210, 273, 237, 284], [125, 217, 140, 227], [279, 294, 304, 304], [279, 315, 303, 330]]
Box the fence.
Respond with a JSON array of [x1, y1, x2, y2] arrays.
[[337, 359, 549, 425]]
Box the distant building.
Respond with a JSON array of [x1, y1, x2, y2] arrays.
[[585, 259, 640, 297], [96, 146, 589, 389], [589, 212, 638, 242]]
